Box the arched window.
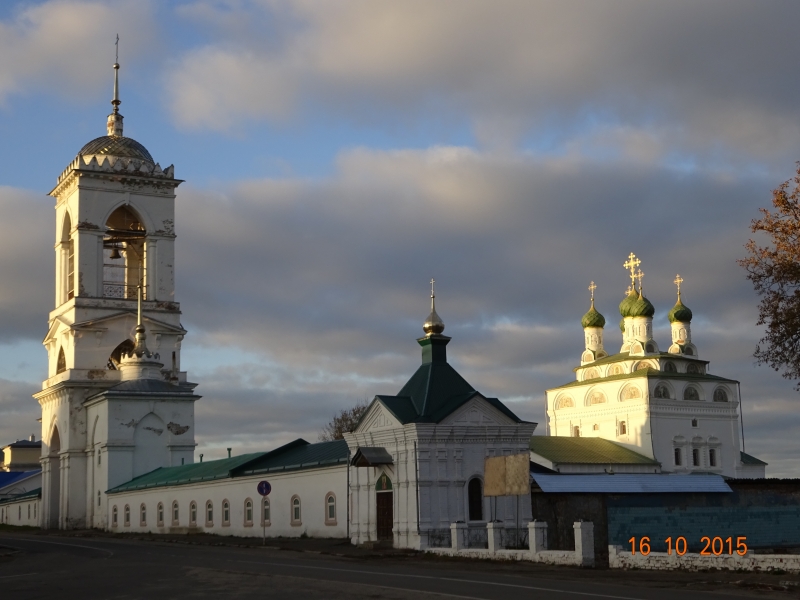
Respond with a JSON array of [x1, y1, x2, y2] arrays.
[[97, 490, 101, 506], [325, 493, 337, 525], [692, 448, 700, 467], [124, 505, 130, 527], [609, 364, 624, 376], [172, 501, 179, 525], [206, 501, 213, 526], [709, 448, 718, 467], [593, 424, 599, 431], [653, 384, 670, 399], [103, 205, 146, 300], [140, 504, 147, 526], [621, 385, 641, 401], [691, 418, 698, 428], [112, 506, 118, 527], [262, 498, 271, 526], [618, 421, 627, 435], [157, 502, 164, 526], [683, 386, 700, 401], [61, 213, 74, 302], [684, 346, 695, 356], [467, 478, 483, 521], [222, 500, 230, 526], [645, 342, 656, 353], [583, 368, 599, 380], [291, 496, 301, 525], [190, 502, 197, 526], [573, 425, 581, 437], [664, 361, 677, 373], [687, 363, 701, 374], [107, 339, 135, 370], [244, 499, 253, 526], [587, 390, 606, 405], [674, 448, 682, 466], [713, 388, 728, 403], [56, 347, 66, 374]]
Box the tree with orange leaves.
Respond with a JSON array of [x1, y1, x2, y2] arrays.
[[739, 163, 800, 389]]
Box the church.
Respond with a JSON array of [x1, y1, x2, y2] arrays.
[[0, 61, 766, 545]]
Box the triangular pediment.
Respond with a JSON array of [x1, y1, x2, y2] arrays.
[[356, 400, 400, 433], [438, 394, 518, 426]]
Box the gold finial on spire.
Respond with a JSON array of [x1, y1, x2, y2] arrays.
[[635, 269, 644, 297], [588, 281, 597, 307], [674, 274, 683, 297], [623, 253, 641, 292], [107, 34, 124, 136], [423, 278, 445, 335]]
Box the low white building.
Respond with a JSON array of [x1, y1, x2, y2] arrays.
[[0, 488, 41, 527]]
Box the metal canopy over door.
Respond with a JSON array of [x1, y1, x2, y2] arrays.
[[375, 472, 393, 541]]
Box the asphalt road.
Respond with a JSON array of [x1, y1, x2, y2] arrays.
[[0, 533, 788, 600]]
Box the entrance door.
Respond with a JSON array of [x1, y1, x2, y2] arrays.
[[376, 492, 393, 540]]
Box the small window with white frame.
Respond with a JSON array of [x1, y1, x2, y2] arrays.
[[262, 498, 271, 526], [674, 447, 682, 466], [124, 504, 130, 527], [222, 499, 230, 526], [112, 505, 118, 527], [172, 501, 179, 526], [325, 493, 336, 525], [709, 448, 718, 467], [618, 421, 627, 436], [291, 495, 302, 526], [157, 502, 164, 526], [244, 498, 253, 527], [190, 501, 197, 526], [140, 503, 147, 526], [692, 448, 700, 467]]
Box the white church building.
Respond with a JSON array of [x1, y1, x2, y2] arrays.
[[5, 62, 766, 541]]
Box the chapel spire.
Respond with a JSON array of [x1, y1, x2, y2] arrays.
[[107, 35, 124, 137], [422, 278, 445, 336], [581, 281, 607, 364]]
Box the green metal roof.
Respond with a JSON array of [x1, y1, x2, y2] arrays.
[[107, 452, 266, 494], [530, 437, 659, 465], [237, 439, 348, 476], [577, 351, 709, 370], [0, 487, 41, 505], [740, 451, 768, 466], [551, 368, 738, 391]]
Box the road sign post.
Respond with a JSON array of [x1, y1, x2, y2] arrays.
[[257, 481, 271, 546]]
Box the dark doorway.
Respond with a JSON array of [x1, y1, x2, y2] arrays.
[[376, 492, 393, 540], [468, 478, 483, 521]]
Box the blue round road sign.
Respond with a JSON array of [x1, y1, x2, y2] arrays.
[[257, 481, 271, 496]]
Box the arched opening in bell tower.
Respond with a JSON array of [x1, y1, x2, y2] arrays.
[[103, 206, 146, 300], [60, 213, 74, 302], [107, 339, 135, 370]]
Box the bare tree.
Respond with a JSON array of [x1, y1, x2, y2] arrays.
[[319, 399, 370, 441], [739, 163, 800, 389]]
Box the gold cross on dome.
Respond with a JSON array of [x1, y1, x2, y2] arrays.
[[635, 269, 644, 291], [623, 253, 641, 289], [588, 281, 597, 302], [674, 274, 683, 295], [430, 278, 435, 298]]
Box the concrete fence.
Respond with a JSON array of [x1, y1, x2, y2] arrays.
[[609, 545, 800, 573], [426, 520, 595, 567]]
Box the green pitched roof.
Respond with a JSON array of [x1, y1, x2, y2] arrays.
[[0, 487, 41, 505], [366, 334, 524, 425], [740, 451, 768, 466], [552, 367, 738, 391], [236, 439, 348, 476], [530, 437, 659, 465]]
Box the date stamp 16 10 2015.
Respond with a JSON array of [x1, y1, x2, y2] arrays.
[[628, 536, 748, 556]]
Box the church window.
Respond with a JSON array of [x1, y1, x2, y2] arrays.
[[713, 388, 728, 403], [709, 449, 717, 467], [222, 500, 230, 526], [653, 384, 670, 399], [172, 501, 179, 525], [97, 491, 101, 506], [684, 347, 694, 356], [244, 499, 253, 526], [206, 501, 213, 526], [190, 502, 197, 526], [107, 339, 135, 371], [687, 363, 701, 374], [124, 505, 130, 527], [664, 361, 677, 373], [692, 448, 700, 467], [291, 496, 302, 525], [618, 421, 627, 435], [467, 478, 483, 521], [645, 342, 655, 353], [66, 239, 75, 300], [263, 498, 271, 525], [112, 506, 118, 526], [587, 391, 606, 405], [157, 503, 164, 526], [593, 424, 599, 431], [56, 347, 66, 375], [683, 386, 700, 401], [140, 504, 146, 526], [325, 493, 337, 525], [573, 426, 581, 437], [674, 448, 682, 466], [610, 364, 623, 376], [583, 368, 599, 381], [555, 396, 574, 410], [691, 418, 698, 428], [98, 451, 101, 465]]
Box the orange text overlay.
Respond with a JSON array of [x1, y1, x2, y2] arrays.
[[628, 536, 748, 556]]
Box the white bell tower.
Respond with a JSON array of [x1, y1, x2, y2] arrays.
[[35, 56, 199, 529]]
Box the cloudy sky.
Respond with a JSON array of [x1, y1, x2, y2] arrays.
[[1, 0, 799, 476]]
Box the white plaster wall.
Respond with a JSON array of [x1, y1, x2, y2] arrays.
[[0, 498, 41, 527], [107, 466, 347, 538]]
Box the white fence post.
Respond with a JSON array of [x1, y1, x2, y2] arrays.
[[528, 520, 548, 554], [573, 521, 595, 567], [487, 521, 504, 553], [450, 522, 467, 551]]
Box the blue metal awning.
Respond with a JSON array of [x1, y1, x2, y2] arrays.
[[531, 473, 732, 493]]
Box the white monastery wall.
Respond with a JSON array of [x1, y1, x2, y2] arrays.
[[0, 498, 40, 527]]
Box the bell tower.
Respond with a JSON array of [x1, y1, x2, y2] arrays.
[[35, 56, 199, 529]]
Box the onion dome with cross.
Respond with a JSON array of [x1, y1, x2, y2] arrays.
[[423, 279, 445, 336]]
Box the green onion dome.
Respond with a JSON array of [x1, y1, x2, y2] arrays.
[[668, 295, 693, 323], [628, 292, 655, 318], [581, 303, 606, 328], [619, 289, 639, 317]]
